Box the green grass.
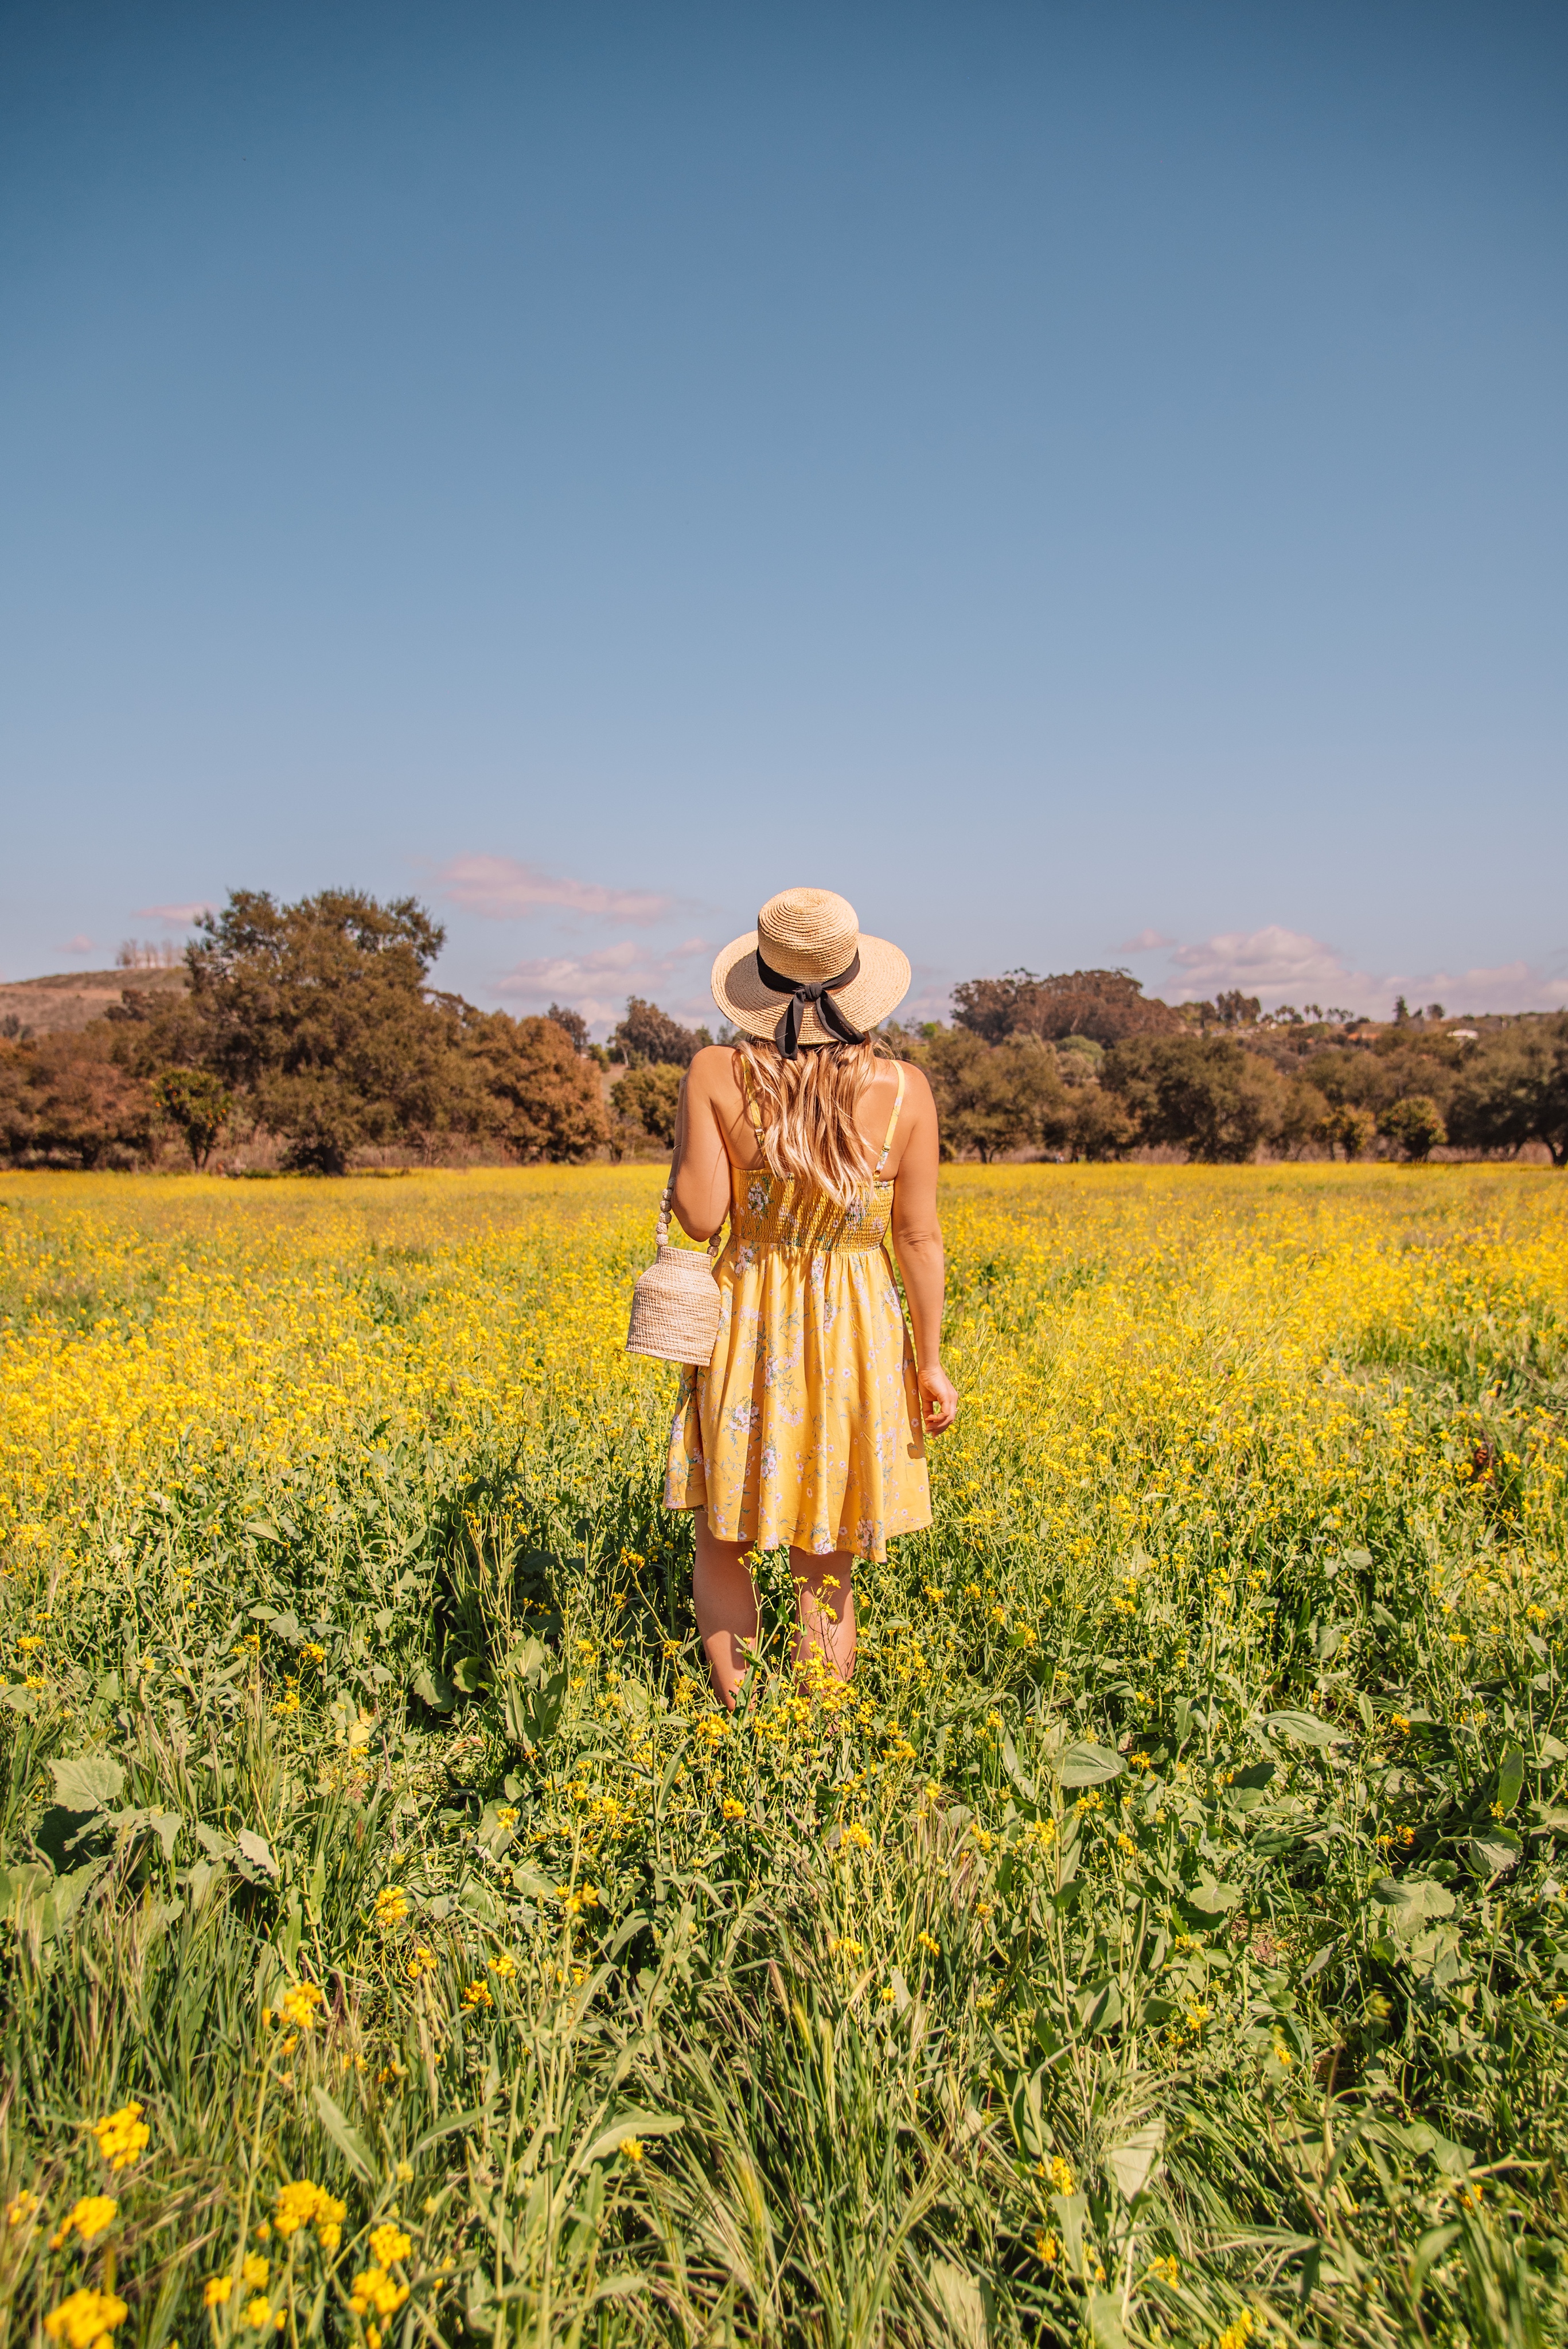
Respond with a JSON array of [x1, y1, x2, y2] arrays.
[[1, 1164, 1567, 2347]]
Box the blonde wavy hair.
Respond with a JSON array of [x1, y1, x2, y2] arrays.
[[733, 1035, 895, 1207]]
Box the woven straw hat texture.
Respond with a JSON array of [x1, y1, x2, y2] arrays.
[[711, 887, 910, 1048]]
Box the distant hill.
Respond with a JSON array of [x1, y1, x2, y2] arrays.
[[0, 964, 188, 1038]]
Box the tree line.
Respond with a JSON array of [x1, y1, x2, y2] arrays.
[[1, 893, 1563, 1170], [901, 969, 1568, 1166]]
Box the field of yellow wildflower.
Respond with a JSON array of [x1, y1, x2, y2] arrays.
[[1, 1163, 1566, 2347]]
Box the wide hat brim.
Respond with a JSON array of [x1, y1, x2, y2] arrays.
[[711, 928, 911, 1047]]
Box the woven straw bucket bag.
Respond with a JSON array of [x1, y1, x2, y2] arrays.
[[625, 1182, 726, 1364]]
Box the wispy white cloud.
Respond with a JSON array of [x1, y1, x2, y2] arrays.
[[1118, 927, 1174, 954], [493, 936, 710, 1030], [440, 854, 672, 925], [61, 934, 96, 955], [135, 901, 212, 925], [1169, 925, 1361, 997], [1157, 924, 1568, 1016], [1382, 959, 1568, 1016]]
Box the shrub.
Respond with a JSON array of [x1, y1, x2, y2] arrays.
[[466, 1012, 610, 1162], [1378, 1094, 1446, 1162], [611, 1064, 682, 1149]]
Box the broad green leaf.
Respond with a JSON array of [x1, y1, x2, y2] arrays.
[[236, 1829, 278, 1880], [1107, 2122, 1163, 2202], [311, 2086, 373, 2182], [48, 1756, 124, 1813], [450, 1656, 487, 1695], [1370, 1876, 1454, 1934], [1087, 2286, 1128, 2349], [1495, 1745, 1526, 1815], [576, 2110, 681, 2174], [412, 1664, 456, 1712], [1185, 1879, 1242, 1914], [1058, 1742, 1124, 1788], [928, 2259, 988, 2349], [1468, 1831, 1520, 1878], [1411, 2224, 1462, 2291], [1266, 1710, 1347, 1747]]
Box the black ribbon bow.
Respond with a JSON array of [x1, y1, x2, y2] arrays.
[[755, 949, 864, 1059]]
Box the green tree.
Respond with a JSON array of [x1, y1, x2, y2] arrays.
[[1103, 1036, 1285, 1162], [1063, 1082, 1135, 1162], [1322, 1103, 1378, 1161], [187, 889, 474, 1173], [613, 998, 709, 1068], [1448, 1015, 1568, 1166], [951, 967, 1180, 1047], [918, 1031, 1070, 1162], [1279, 1078, 1333, 1156], [155, 1067, 233, 1169], [1378, 1094, 1446, 1161], [611, 1064, 683, 1149], [464, 1011, 610, 1162]]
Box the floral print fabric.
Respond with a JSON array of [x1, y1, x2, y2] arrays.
[[663, 1161, 931, 1559]]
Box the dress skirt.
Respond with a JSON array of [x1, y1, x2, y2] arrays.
[[662, 1162, 931, 1561]]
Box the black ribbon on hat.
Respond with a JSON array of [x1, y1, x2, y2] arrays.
[[755, 948, 864, 1059]]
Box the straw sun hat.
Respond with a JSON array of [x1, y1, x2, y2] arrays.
[[711, 887, 911, 1059]]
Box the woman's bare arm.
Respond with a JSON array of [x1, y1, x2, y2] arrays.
[[668, 1047, 741, 1240], [888, 1066, 959, 1434]]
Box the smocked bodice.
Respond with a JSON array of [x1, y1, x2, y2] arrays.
[[728, 1164, 893, 1256]]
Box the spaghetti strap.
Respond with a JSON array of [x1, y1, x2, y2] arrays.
[[876, 1063, 907, 1171]]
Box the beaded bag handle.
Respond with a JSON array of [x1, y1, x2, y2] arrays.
[[653, 1180, 727, 1261]]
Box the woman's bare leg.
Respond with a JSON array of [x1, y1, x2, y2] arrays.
[[789, 1548, 856, 1681], [692, 1513, 759, 1708]]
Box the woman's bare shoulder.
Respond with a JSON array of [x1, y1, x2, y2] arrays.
[[889, 1058, 935, 1107], [687, 1043, 744, 1097]]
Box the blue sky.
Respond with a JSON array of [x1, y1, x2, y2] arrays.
[[3, 0, 1565, 1028]]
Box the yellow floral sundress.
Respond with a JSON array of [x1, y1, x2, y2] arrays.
[[663, 1064, 931, 1560]]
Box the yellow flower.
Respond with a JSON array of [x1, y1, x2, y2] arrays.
[[395, 2160, 414, 2184], [487, 1952, 516, 1979], [91, 2101, 149, 2171], [241, 2296, 274, 2331], [1146, 2253, 1180, 2285], [496, 1806, 518, 1827], [1035, 2231, 1059, 2264], [621, 2138, 644, 2164], [6, 2188, 41, 2227], [272, 2179, 346, 2250], [278, 1981, 325, 2031], [721, 1797, 746, 1823], [405, 1945, 437, 1981], [301, 1642, 326, 1663], [204, 2277, 233, 2309], [1216, 2314, 1256, 2349], [348, 2268, 410, 2321], [916, 1932, 941, 1957], [462, 1980, 493, 2008], [373, 1887, 410, 1929], [1048, 2155, 1075, 2195], [49, 2196, 117, 2250], [840, 1821, 872, 1851], [368, 2223, 412, 2266], [241, 2254, 270, 2290], [44, 2289, 130, 2349]]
